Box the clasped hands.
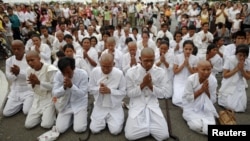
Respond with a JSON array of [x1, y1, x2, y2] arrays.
[[140, 73, 153, 91], [99, 83, 111, 94], [10, 65, 20, 76], [27, 73, 40, 88]]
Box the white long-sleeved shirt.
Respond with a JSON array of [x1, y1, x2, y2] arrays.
[[182, 33, 202, 49], [26, 63, 58, 108], [5, 54, 33, 94], [88, 67, 126, 119], [125, 64, 168, 119], [197, 30, 214, 55], [53, 68, 88, 113], [121, 50, 140, 75], [30, 43, 52, 64], [182, 73, 219, 121], [78, 47, 99, 76], [155, 52, 175, 98], [208, 54, 223, 75], [156, 30, 174, 41], [52, 39, 66, 56]]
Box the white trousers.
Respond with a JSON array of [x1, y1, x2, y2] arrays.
[[125, 108, 169, 141], [25, 104, 56, 129], [187, 117, 216, 135], [3, 91, 33, 117], [56, 108, 87, 133], [90, 113, 124, 135]]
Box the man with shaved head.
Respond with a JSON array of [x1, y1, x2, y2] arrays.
[[124, 48, 169, 141], [122, 41, 140, 74], [182, 60, 218, 135], [88, 53, 126, 135], [100, 37, 123, 70], [3, 40, 34, 117], [24, 50, 58, 129]]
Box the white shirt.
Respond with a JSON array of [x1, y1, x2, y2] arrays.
[[169, 40, 184, 55], [125, 64, 168, 118], [209, 54, 223, 75], [137, 39, 157, 52], [79, 47, 99, 76], [31, 43, 52, 64], [188, 8, 199, 21], [6, 54, 32, 92], [41, 35, 55, 48], [223, 43, 236, 60], [197, 30, 214, 55], [122, 50, 140, 74], [24, 11, 36, 26], [26, 63, 58, 108], [182, 73, 219, 122], [155, 52, 175, 98], [88, 66, 126, 108], [182, 33, 202, 49], [53, 68, 88, 113], [156, 30, 174, 41], [62, 8, 70, 19], [52, 39, 66, 56], [15, 11, 25, 23]]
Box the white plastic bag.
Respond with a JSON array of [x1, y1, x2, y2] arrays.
[[37, 126, 60, 141]]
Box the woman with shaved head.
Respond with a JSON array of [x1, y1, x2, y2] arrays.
[[182, 60, 219, 135], [24, 50, 58, 129]]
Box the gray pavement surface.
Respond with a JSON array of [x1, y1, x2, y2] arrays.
[[0, 14, 250, 141]]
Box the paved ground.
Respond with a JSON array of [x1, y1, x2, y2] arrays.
[[0, 14, 250, 141]]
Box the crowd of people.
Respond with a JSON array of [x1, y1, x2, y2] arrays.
[[1, 0, 250, 140]]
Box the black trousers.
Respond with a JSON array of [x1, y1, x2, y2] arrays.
[[12, 27, 21, 40]]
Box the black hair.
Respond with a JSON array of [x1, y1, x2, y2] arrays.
[[206, 43, 217, 54], [56, 50, 65, 58], [233, 31, 246, 39], [188, 25, 196, 30], [156, 38, 162, 43], [161, 23, 169, 28], [90, 36, 98, 44], [27, 31, 38, 39], [31, 34, 41, 39], [235, 44, 249, 57], [141, 31, 150, 37], [174, 31, 182, 40], [147, 20, 153, 25], [160, 40, 169, 47], [125, 37, 133, 45], [217, 22, 224, 29], [192, 46, 198, 56], [58, 57, 75, 73], [132, 27, 138, 33], [6, 6, 12, 11], [64, 34, 73, 40], [108, 25, 115, 30], [102, 30, 111, 37], [81, 37, 91, 44], [71, 27, 78, 33], [183, 40, 194, 48], [40, 25, 48, 30], [213, 37, 223, 44], [63, 43, 75, 52], [161, 37, 169, 43]]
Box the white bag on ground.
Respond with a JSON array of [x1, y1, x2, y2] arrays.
[[37, 126, 60, 141]]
